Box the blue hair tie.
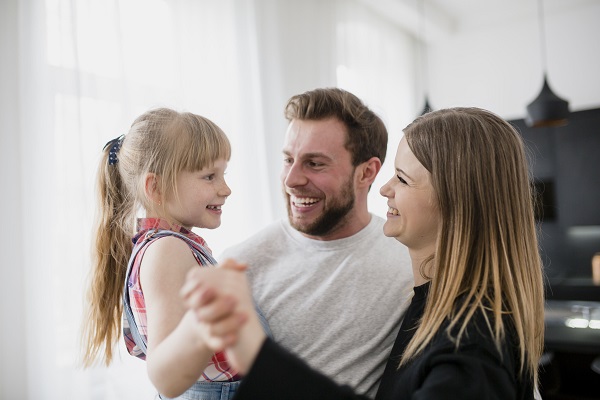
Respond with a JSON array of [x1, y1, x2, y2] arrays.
[[103, 135, 124, 166]]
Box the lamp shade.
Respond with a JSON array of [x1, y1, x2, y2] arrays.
[[420, 97, 433, 116], [525, 75, 569, 127]]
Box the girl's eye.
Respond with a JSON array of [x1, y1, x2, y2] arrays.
[[397, 175, 407, 184], [204, 174, 215, 181]]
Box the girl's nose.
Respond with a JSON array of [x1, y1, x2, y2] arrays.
[[220, 180, 232, 197]]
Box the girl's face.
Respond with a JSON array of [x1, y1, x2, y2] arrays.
[[379, 137, 440, 254], [164, 157, 231, 230]]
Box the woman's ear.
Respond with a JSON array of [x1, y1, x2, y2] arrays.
[[144, 173, 162, 206]]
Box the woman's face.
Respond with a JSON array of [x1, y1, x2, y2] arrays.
[[379, 137, 440, 255]]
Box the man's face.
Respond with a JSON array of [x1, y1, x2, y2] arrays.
[[281, 118, 358, 239]]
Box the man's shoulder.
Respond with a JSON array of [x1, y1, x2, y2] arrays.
[[360, 214, 412, 266], [363, 214, 404, 246], [220, 219, 286, 260]]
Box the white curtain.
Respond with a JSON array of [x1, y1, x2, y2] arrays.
[[0, 0, 416, 398]]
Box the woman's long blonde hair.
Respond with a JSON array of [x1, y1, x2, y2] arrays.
[[399, 107, 544, 384], [81, 108, 231, 366]]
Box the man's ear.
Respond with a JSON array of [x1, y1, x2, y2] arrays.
[[144, 173, 162, 205], [356, 157, 382, 188]]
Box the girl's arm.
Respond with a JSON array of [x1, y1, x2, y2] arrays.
[[140, 236, 215, 398]]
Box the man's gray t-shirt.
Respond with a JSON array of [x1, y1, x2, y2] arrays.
[[220, 215, 413, 398]]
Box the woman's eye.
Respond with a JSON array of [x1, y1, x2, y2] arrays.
[[397, 175, 407, 184]]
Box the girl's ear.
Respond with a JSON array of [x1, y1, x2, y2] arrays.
[[144, 173, 162, 205]]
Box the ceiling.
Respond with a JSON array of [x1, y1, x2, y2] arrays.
[[360, 0, 598, 43]]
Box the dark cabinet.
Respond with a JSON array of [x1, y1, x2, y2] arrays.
[[512, 110, 600, 398], [510, 108, 600, 288]]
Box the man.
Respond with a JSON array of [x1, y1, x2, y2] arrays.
[[220, 88, 413, 398]]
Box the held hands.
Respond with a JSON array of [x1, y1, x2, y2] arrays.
[[180, 259, 266, 374], [181, 259, 248, 349]]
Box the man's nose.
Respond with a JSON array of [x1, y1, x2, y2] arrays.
[[283, 162, 308, 188]]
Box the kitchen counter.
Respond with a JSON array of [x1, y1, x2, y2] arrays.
[[545, 300, 600, 353], [541, 300, 600, 399]]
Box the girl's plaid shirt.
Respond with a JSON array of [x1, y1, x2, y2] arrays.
[[123, 218, 239, 382]]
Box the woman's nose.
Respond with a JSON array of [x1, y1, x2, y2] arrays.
[[379, 178, 392, 198]]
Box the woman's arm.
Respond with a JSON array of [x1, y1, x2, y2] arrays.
[[140, 236, 215, 398], [235, 337, 369, 400]]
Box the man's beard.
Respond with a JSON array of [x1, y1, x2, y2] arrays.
[[285, 177, 356, 237]]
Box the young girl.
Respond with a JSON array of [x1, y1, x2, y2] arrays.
[[82, 108, 242, 399], [182, 107, 545, 400]]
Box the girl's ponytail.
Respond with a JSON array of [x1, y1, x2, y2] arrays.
[[82, 137, 134, 366]]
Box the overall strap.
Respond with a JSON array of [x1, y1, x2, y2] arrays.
[[150, 229, 217, 266], [123, 229, 216, 356]]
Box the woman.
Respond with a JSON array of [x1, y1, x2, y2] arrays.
[[182, 107, 545, 399]]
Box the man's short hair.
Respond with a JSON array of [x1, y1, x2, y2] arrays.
[[284, 88, 388, 166]]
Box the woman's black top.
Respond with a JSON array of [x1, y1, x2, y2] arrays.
[[234, 282, 534, 400]]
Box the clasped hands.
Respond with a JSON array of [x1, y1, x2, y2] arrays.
[[180, 259, 266, 375]]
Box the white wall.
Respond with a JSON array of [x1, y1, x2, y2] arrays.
[[427, 2, 600, 120], [0, 0, 27, 398]]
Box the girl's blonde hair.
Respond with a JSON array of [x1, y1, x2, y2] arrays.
[[82, 108, 231, 366], [399, 107, 544, 384]]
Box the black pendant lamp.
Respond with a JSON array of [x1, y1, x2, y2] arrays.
[[526, 74, 569, 127], [420, 97, 433, 115], [418, 0, 433, 116], [525, 0, 569, 127]]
